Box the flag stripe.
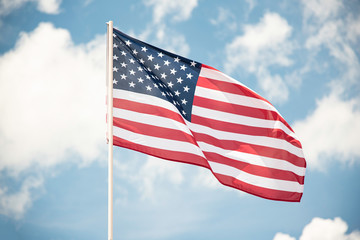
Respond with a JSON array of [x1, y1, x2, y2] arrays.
[[114, 117, 197, 144], [208, 161, 303, 192], [199, 67, 278, 112], [191, 114, 301, 148], [113, 135, 209, 168], [203, 152, 304, 183], [113, 125, 205, 158], [113, 98, 185, 125], [211, 172, 303, 202], [192, 104, 298, 144], [113, 106, 191, 136], [193, 132, 306, 168], [198, 141, 305, 176], [189, 122, 304, 159]]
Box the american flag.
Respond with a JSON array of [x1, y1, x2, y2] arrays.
[[111, 28, 306, 202]]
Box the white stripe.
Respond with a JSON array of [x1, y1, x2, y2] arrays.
[[113, 126, 205, 158], [209, 161, 304, 193], [192, 105, 298, 141], [189, 122, 304, 158], [113, 107, 193, 136], [198, 142, 305, 176], [199, 67, 282, 116], [200, 67, 249, 87], [195, 86, 279, 114], [113, 88, 180, 115]]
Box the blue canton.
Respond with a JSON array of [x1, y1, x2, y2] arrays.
[[112, 28, 201, 121]]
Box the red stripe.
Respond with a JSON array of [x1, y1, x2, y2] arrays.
[[197, 74, 272, 105], [113, 117, 197, 144], [113, 135, 209, 168], [113, 98, 185, 124], [212, 172, 303, 202], [196, 75, 294, 132], [193, 95, 297, 143], [191, 114, 302, 148], [192, 132, 306, 168], [204, 152, 304, 184]]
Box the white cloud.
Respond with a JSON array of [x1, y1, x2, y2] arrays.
[[274, 217, 360, 240], [0, 22, 106, 175], [0, 22, 106, 218], [143, 0, 198, 24], [134, 156, 185, 201], [273, 233, 296, 240], [224, 12, 294, 103], [210, 7, 237, 32], [0, 0, 62, 16], [301, 0, 342, 23], [0, 176, 43, 220], [302, 0, 360, 86], [114, 153, 234, 202], [131, 23, 190, 59], [293, 91, 360, 170]]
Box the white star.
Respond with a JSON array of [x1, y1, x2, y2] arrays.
[[154, 64, 160, 70], [113, 66, 118, 72], [174, 90, 180, 96], [186, 73, 193, 79], [182, 110, 186, 115], [113, 33, 116, 38], [137, 66, 143, 72], [147, 67, 152, 72], [141, 46, 148, 52], [176, 77, 183, 84], [174, 57, 180, 63], [125, 40, 131, 46], [153, 83, 159, 88], [121, 51, 127, 56], [129, 81, 135, 87], [139, 58, 145, 64], [180, 65, 187, 71], [146, 75, 151, 80], [113, 55, 118, 60], [148, 54, 154, 61], [161, 73, 167, 79], [146, 85, 152, 91], [164, 60, 170, 66], [129, 59, 135, 64], [121, 62, 127, 68], [138, 77, 144, 83], [170, 68, 177, 75], [129, 69, 135, 75], [133, 49, 138, 55], [120, 74, 127, 80], [190, 61, 196, 67], [113, 79, 118, 85], [113, 43, 118, 48], [161, 92, 166, 96], [181, 99, 187, 105], [183, 86, 190, 92], [168, 82, 174, 88], [158, 52, 164, 58]]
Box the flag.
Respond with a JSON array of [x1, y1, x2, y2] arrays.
[[110, 28, 306, 202]]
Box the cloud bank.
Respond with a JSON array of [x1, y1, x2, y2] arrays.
[[0, 22, 106, 218], [274, 217, 360, 240]]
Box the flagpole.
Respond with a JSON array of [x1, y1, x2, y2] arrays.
[[106, 20, 114, 240]]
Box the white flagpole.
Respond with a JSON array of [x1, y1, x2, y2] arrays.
[[106, 20, 114, 240]]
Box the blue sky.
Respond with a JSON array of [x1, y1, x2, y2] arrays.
[[0, 0, 360, 239]]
